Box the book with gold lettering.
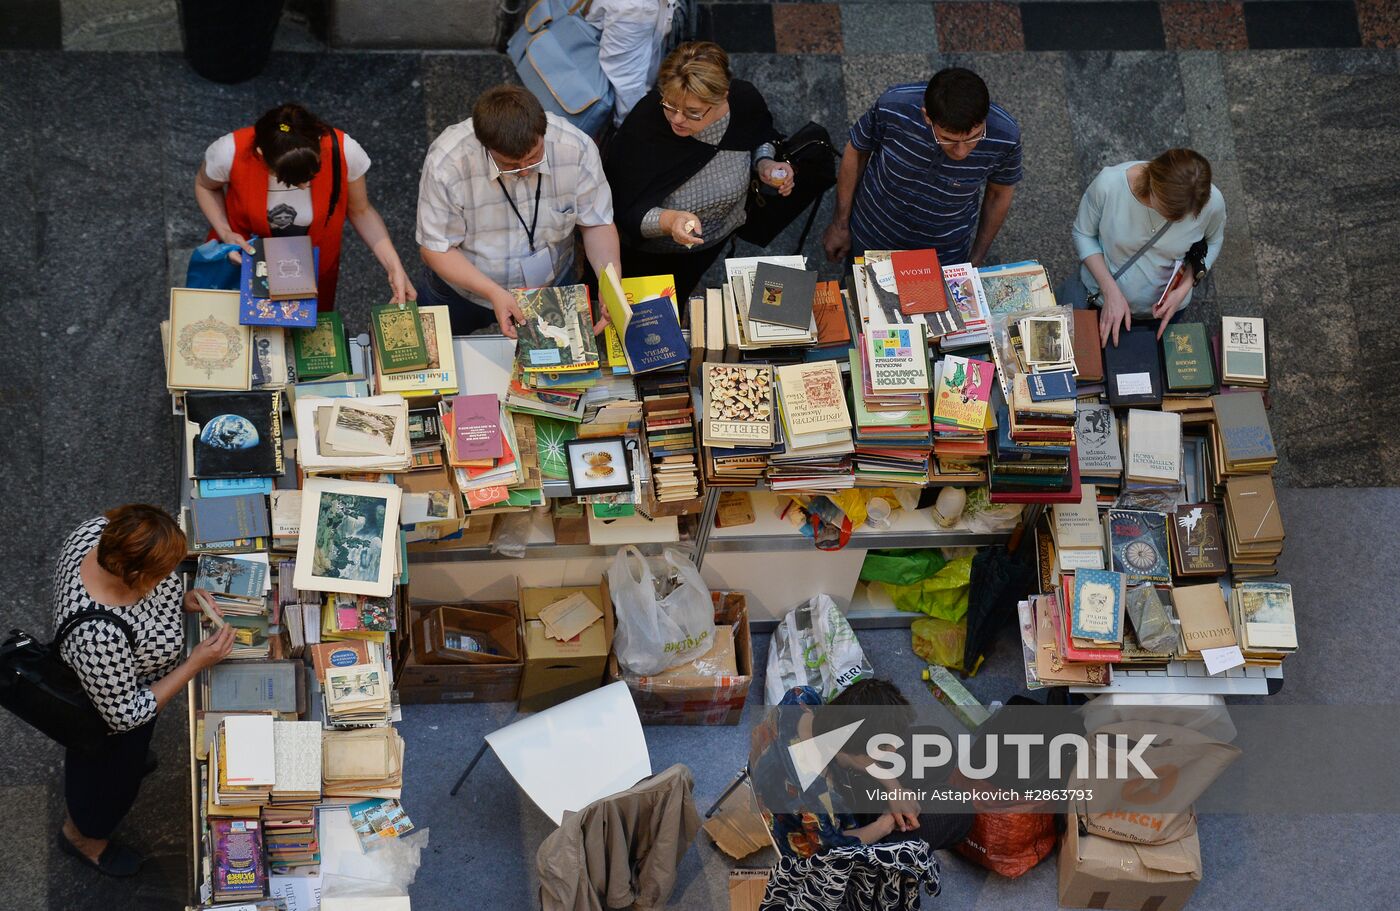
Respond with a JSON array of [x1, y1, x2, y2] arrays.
[[1170, 503, 1227, 577], [370, 302, 429, 373], [1161, 321, 1214, 391]]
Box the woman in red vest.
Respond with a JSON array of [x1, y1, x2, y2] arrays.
[[194, 102, 414, 309]]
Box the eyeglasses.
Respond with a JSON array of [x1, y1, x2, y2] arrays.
[[491, 151, 546, 177], [931, 126, 986, 149], [661, 99, 713, 123]]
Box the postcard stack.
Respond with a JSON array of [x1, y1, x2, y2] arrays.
[[324, 662, 392, 726], [322, 727, 406, 799]]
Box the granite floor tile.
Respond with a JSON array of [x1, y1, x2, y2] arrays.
[[773, 2, 844, 54], [1178, 50, 1238, 163], [421, 52, 520, 145], [0, 785, 50, 909], [1243, 0, 1362, 48], [840, 2, 938, 55], [934, 2, 1026, 52], [2, 0, 62, 48], [1306, 46, 1400, 74], [1356, 0, 1400, 48], [61, 0, 180, 51], [840, 52, 941, 123], [1161, 0, 1248, 51], [1021, 1, 1166, 51], [697, 3, 778, 52], [1200, 157, 1260, 300], [1061, 51, 1191, 185]]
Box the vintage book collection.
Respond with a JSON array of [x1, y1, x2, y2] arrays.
[[163, 235, 1288, 910]]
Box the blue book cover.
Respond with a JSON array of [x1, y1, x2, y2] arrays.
[[239, 237, 319, 328], [198, 477, 274, 498], [1028, 370, 1077, 401], [194, 554, 268, 600], [1071, 568, 1126, 642], [188, 494, 270, 545], [624, 297, 688, 374]]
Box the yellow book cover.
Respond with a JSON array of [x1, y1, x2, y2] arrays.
[[376, 305, 460, 397]]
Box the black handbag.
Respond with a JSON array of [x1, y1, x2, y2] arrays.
[[736, 121, 839, 252], [1184, 237, 1208, 285], [0, 609, 136, 752]]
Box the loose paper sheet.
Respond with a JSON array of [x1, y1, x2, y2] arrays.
[[1201, 645, 1246, 675]]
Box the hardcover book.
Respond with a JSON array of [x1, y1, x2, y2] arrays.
[[240, 238, 317, 328], [262, 235, 318, 300], [1161, 322, 1214, 391], [813, 281, 851, 347], [1028, 370, 1076, 401], [1171, 503, 1227, 576], [703, 363, 774, 446], [451, 394, 502, 461], [1221, 315, 1267, 384], [1103, 326, 1163, 407], [515, 284, 599, 372], [890, 248, 948, 315], [1104, 509, 1171, 582], [1211, 390, 1276, 467], [189, 494, 271, 545], [776, 361, 851, 434], [1236, 581, 1296, 650], [1074, 404, 1123, 475], [1071, 568, 1126, 643], [1125, 408, 1182, 483], [370, 302, 429, 373], [376, 306, 460, 397], [1224, 475, 1284, 543], [212, 818, 268, 901], [1071, 309, 1104, 383], [194, 554, 268, 601], [1172, 583, 1237, 653], [749, 262, 817, 331], [864, 326, 930, 392], [623, 296, 688, 374], [186, 390, 283, 479], [932, 355, 995, 430], [292, 311, 350, 379], [168, 288, 252, 391]]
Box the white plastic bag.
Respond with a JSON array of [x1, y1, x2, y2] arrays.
[[765, 594, 874, 704], [609, 546, 715, 675]]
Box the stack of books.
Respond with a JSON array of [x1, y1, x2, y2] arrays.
[[723, 256, 818, 355], [194, 553, 271, 616], [1220, 316, 1268, 388], [1049, 486, 1106, 572], [211, 817, 269, 904], [1103, 508, 1173, 584], [702, 362, 777, 486], [1074, 402, 1123, 497], [324, 663, 392, 726], [1210, 390, 1277, 475], [369, 302, 460, 398], [292, 394, 412, 473], [847, 329, 932, 486], [213, 715, 275, 808], [1222, 475, 1285, 578], [989, 384, 1079, 503], [321, 727, 405, 800], [262, 805, 319, 874], [771, 361, 855, 491], [1124, 408, 1182, 501], [1230, 581, 1297, 662], [932, 355, 995, 484], [320, 593, 395, 645], [638, 375, 700, 506], [937, 262, 992, 349], [598, 268, 689, 376], [1160, 321, 1216, 398], [240, 235, 318, 328]]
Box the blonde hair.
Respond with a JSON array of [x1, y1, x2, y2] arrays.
[[657, 41, 731, 108], [1133, 149, 1213, 221]]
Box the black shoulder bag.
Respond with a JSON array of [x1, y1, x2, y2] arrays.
[[0, 609, 137, 751], [736, 121, 839, 252]]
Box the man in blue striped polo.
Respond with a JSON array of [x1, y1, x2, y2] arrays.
[[823, 68, 1022, 268]]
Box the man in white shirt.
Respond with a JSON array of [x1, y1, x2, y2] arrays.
[[415, 85, 621, 336]]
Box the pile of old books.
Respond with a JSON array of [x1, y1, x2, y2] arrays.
[[324, 662, 393, 726], [850, 328, 933, 486], [771, 361, 855, 491], [369, 302, 460, 398], [322, 727, 405, 799]]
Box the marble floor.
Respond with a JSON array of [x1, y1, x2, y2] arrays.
[[0, 2, 1397, 909]]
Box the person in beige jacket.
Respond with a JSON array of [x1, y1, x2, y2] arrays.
[[536, 764, 701, 911]]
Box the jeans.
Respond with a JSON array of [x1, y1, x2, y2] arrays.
[[414, 269, 499, 336]]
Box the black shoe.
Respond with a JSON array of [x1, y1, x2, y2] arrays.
[[57, 832, 144, 877]]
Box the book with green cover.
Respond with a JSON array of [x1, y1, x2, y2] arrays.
[[1161, 322, 1214, 391], [292, 311, 349, 379], [370, 302, 429, 372]]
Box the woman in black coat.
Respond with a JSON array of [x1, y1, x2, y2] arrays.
[[604, 41, 795, 300]]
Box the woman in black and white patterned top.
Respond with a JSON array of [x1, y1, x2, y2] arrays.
[[51, 505, 234, 878]]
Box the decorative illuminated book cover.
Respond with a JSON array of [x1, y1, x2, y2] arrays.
[[776, 361, 851, 434], [168, 288, 252, 391], [1162, 321, 1214, 391], [370, 302, 429, 372], [377, 306, 460, 397], [932, 355, 994, 430], [514, 284, 599, 373], [292, 311, 349, 379], [1103, 508, 1171, 583], [240, 237, 317, 328], [703, 363, 774, 446]]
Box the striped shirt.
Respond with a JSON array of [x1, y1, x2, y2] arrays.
[[416, 112, 614, 306], [848, 83, 1022, 262]]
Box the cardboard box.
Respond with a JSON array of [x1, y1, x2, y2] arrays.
[[728, 869, 770, 911], [607, 591, 753, 725], [702, 778, 771, 860], [518, 582, 614, 713], [416, 605, 520, 665], [1058, 818, 1202, 911], [397, 600, 522, 704]]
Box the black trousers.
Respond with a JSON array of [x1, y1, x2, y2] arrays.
[[618, 239, 730, 304], [65, 718, 157, 840]]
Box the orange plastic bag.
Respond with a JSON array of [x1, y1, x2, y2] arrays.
[[954, 811, 1057, 878]]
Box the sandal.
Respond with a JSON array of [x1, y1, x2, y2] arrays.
[[57, 831, 144, 877]]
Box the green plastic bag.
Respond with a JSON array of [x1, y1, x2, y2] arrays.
[[879, 554, 973, 622], [859, 549, 948, 587]]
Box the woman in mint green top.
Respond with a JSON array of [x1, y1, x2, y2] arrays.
[[1071, 149, 1226, 346]]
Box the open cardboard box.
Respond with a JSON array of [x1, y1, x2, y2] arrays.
[[398, 599, 522, 704], [1058, 816, 1202, 911], [607, 590, 753, 725], [518, 580, 615, 713]]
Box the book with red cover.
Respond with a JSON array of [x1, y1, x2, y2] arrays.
[[813, 281, 851, 347], [451, 394, 503, 461], [989, 448, 1083, 504], [891, 249, 948, 316]]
